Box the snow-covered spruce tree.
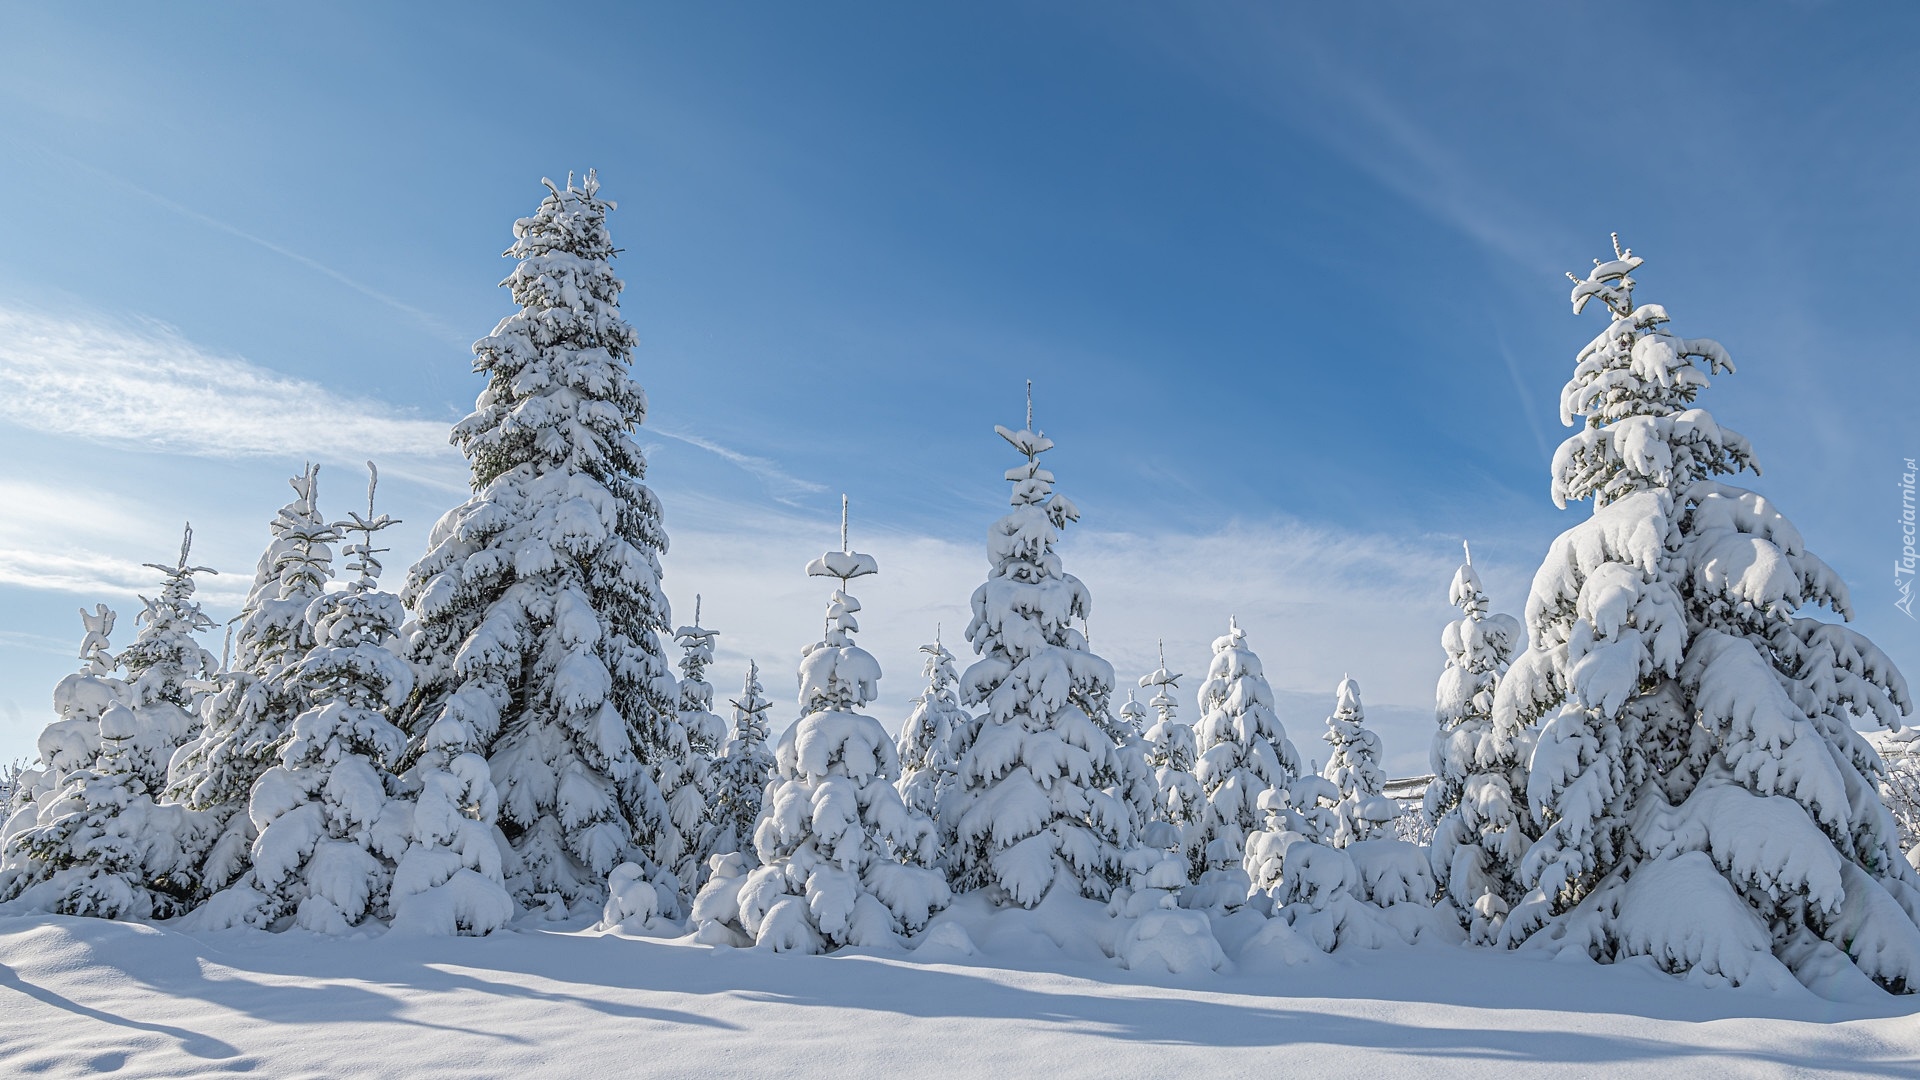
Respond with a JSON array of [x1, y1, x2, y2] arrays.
[[205, 470, 415, 932], [699, 661, 777, 868], [942, 402, 1130, 907], [1104, 685, 1163, 859], [896, 634, 967, 823], [1118, 690, 1148, 738], [716, 512, 948, 951], [1321, 677, 1394, 848], [1190, 618, 1301, 902], [169, 467, 338, 894], [671, 598, 727, 887], [1881, 729, 1920, 863], [1496, 237, 1920, 994], [0, 762, 23, 818], [0, 607, 124, 898], [1140, 643, 1202, 826], [1425, 542, 1530, 941], [0, 530, 216, 918], [3, 606, 122, 840], [119, 526, 221, 779], [402, 172, 682, 916]]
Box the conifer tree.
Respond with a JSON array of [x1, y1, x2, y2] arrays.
[[726, 503, 949, 951], [1497, 238, 1920, 994], [700, 662, 776, 868], [1140, 642, 1203, 836], [1192, 618, 1301, 894], [402, 172, 681, 915], [1425, 542, 1530, 941], [1320, 676, 1392, 848], [170, 468, 338, 893], [670, 599, 726, 887], [119, 526, 220, 777], [2, 606, 122, 840], [1117, 690, 1149, 741], [0, 529, 215, 917], [942, 393, 1129, 906], [897, 634, 966, 823], [202, 470, 415, 931]]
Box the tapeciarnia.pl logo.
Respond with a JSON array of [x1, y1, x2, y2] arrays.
[[1899, 457, 1917, 618]]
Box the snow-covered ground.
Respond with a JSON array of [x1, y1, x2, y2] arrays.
[[4, 900, 1916, 1079]]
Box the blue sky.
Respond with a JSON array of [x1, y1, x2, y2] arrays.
[[1, 3, 1915, 773]]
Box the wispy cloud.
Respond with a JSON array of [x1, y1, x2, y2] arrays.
[[0, 305, 465, 488], [1301, 68, 1577, 276], [650, 425, 828, 506], [0, 478, 254, 606]]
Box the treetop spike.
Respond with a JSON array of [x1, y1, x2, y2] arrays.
[[840, 494, 849, 553], [695, 593, 702, 626], [365, 461, 379, 518], [1026, 379, 1033, 431], [1463, 539, 1472, 565], [1611, 231, 1625, 259]]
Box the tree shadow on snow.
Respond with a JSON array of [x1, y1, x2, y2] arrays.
[[5, 915, 1916, 1076], [0, 959, 242, 1062]]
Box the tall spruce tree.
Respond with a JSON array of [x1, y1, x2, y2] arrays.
[[170, 467, 338, 894], [942, 391, 1129, 907], [402, 172, 681, 915], [1497, 237, 1920, 994], [211, 469, 414, 931], [1425, 543, 1530, 941]]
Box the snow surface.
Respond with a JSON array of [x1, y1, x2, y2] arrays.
[[2, 907, 1917, 1078]]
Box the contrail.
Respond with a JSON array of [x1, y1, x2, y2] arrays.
[[20, 140, 470, 348]]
